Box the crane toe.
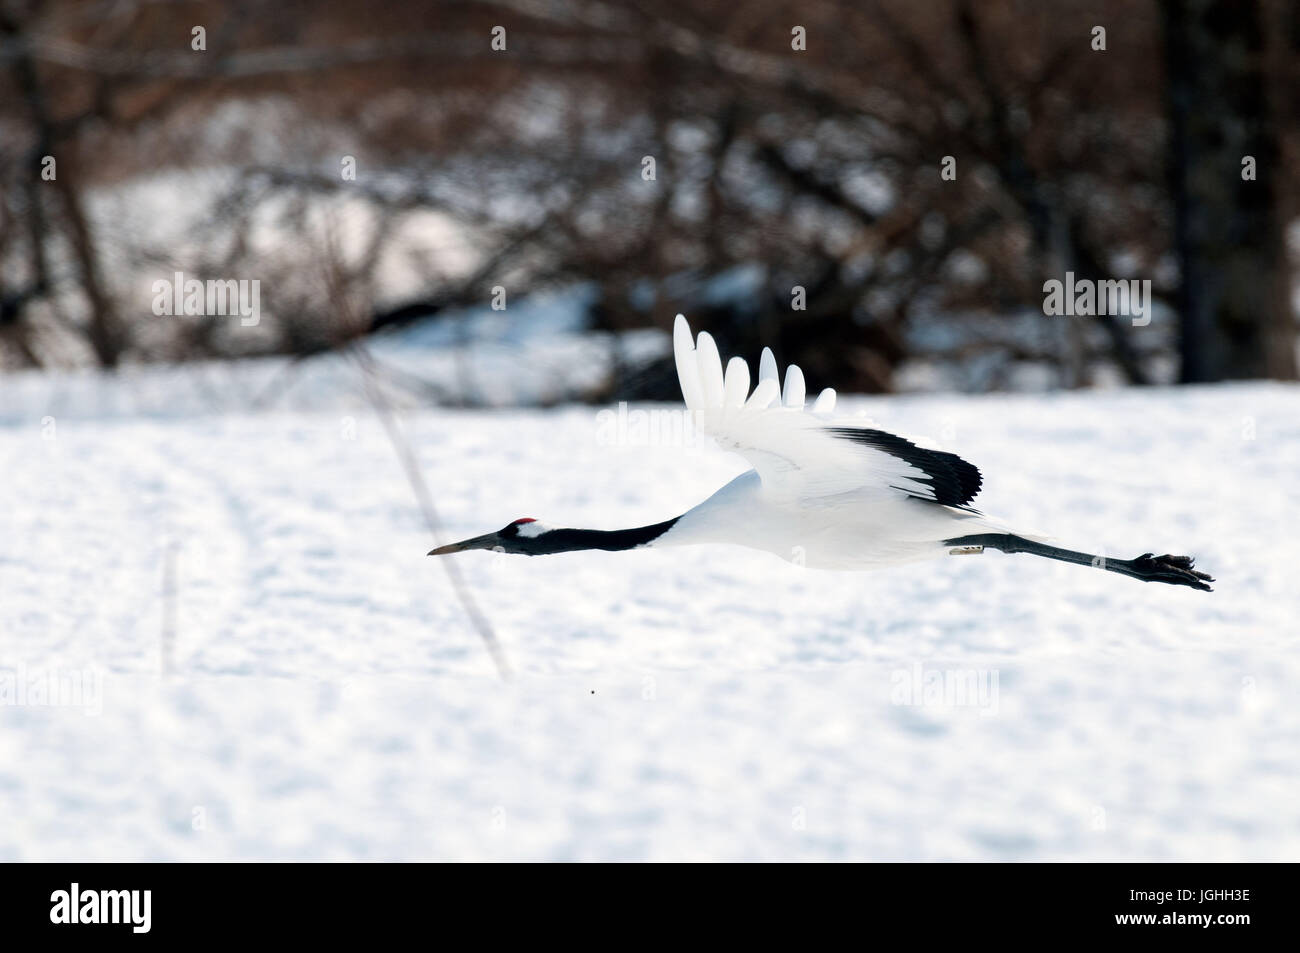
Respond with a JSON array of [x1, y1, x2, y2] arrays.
[[1130, 553, 1215, 591]]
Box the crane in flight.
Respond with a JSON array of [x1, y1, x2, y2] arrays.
[[430, 315, 1213, 591]]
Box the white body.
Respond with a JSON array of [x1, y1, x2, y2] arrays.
[[659, 470, 1011, 569]]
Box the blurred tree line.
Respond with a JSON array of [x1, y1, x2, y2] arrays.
[[1, 0, 1296, 394]]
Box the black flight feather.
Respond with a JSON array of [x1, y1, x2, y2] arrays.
[[825, 428, 983, 507]]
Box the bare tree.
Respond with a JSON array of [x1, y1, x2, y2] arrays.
[[1, 0, 1294, 391]]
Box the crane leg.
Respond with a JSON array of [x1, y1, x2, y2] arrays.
[[943, 534, 1214, 591]]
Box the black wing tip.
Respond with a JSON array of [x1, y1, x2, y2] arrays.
[[931, 449, 982, 505], [827, 427, 983, 507]]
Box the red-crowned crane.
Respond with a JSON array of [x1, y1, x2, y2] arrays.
[[430, 315, 1213, 591]]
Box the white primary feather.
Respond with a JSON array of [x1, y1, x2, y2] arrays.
[[672, 317, 704, 411], [746, 378, 780, 410], [759, 347, 779, 387], [781, 364, 805, 410], [695, 331, 725, 409], [723, 356, 749, 409]]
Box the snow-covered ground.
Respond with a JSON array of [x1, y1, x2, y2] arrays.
[[1, 359, 1297, 861]]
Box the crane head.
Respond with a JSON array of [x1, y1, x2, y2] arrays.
[[427, 518, 541, 556]]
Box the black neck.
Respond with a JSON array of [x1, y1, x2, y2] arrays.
[[519, 518, 679, 555]]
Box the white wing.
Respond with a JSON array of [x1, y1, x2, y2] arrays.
[[673, 314, 982, 508]]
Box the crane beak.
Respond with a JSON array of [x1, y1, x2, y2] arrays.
[[427, 532, 500, 556]]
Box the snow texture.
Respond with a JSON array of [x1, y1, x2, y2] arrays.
[[1, 360, 1297, 861]]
